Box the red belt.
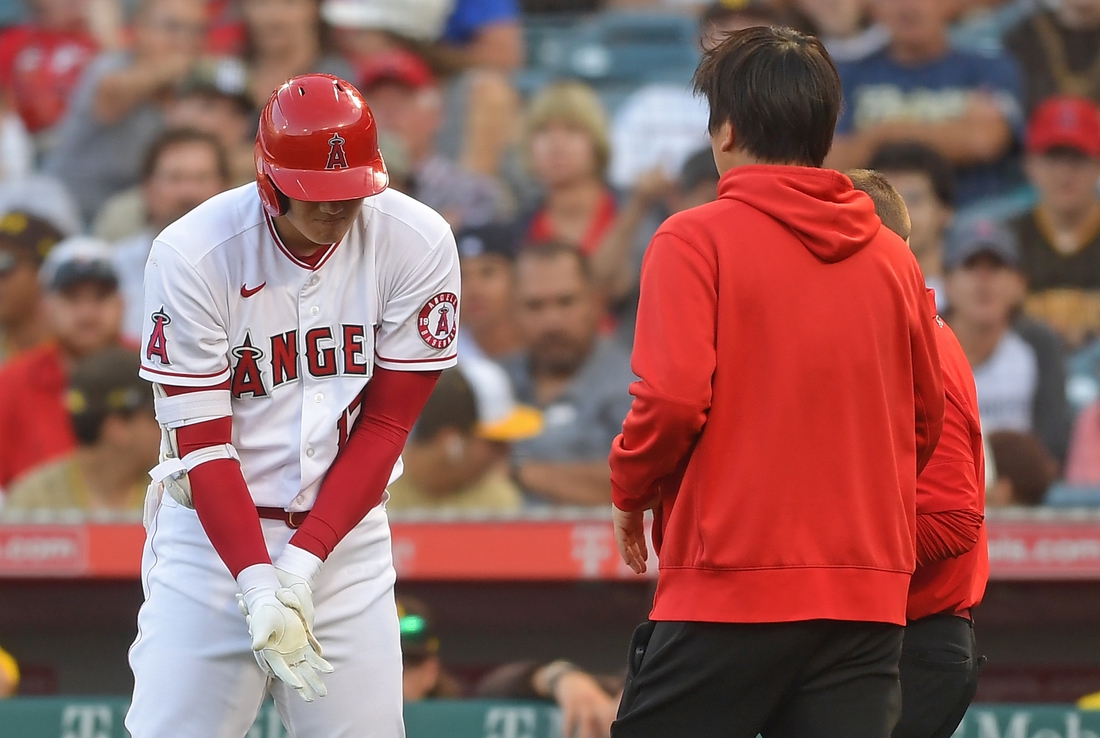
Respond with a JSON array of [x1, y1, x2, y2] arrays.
[[256, 506, 310, 529]]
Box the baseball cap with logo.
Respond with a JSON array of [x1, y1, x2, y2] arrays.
[[459, 357, 543, 442], [1025, 96, 1100, 157], [454, 223, 520, 262], [945, 219, 1021, 271], [0, 211, 65, 278], [359, 50, 436, 92], [66, 347, 153, 423], [39, 237, 119, 292]]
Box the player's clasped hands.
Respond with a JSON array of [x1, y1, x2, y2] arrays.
[[237, 587, 333, 702]]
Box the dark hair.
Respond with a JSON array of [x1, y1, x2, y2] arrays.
[[989, 431, 1059, 506], [680, 147, 720, 192], [141, 128, 230, 183], [692, 26, 841, 167], [411, 369, 478, 442], [848, 169, 911, 240], [867, 142, 956, 208], [516, 241, 593, 284]]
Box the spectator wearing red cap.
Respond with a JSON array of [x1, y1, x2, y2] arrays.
[[360, 49, 509, 231], [1008, 96, 1100, 349]]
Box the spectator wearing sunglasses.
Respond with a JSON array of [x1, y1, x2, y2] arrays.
[[0, 211, 64, 366]]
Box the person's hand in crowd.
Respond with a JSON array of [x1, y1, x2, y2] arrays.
[[554, 670, 617, 738], [630, 168, 674, 210], [151, 51, 198, 89], [533, 661, 617, 738], [613, 500, 655, 575]]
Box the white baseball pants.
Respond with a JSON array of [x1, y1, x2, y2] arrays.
[[126, 493, 404, 738]]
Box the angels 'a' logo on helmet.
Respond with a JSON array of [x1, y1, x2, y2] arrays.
[[325, 133, 349, 170]]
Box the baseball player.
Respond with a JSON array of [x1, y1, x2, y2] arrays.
[[126, 73, 460, 738]]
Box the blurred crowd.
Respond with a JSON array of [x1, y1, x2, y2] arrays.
[[0, 0, 1098, 519]]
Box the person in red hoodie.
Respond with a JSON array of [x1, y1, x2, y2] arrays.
[[848, 169, 987, 738], [608, 27, 944, 738]]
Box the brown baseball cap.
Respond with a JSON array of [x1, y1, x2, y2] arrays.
[[66, 347, 153, 420], [0, 211, 65, 265]]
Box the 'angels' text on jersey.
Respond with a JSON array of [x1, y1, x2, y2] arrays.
[[139, 184, 460, 512]]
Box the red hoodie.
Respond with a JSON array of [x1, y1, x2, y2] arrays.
[[908, 290, 988, 621], [610, 165, 944, 626]]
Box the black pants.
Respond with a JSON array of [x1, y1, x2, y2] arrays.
[[611, 620, 904, 738], [893, 615, 983, 738]]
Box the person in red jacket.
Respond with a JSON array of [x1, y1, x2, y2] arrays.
[[608, 27, 944, 738], [848, 169, 987, 738]]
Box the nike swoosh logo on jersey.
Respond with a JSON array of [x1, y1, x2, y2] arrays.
[[240, 282, 266, 298]]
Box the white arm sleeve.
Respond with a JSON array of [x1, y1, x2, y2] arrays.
[[373, 229, 461, 372], [139, 241, 231, 387]]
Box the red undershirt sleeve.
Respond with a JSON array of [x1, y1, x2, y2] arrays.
[[290, 367, 440, 560], [164, 382, 270, 578]]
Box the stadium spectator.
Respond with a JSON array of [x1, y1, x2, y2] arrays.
[[987, 429, 1059, 505], [1009, 96, 1100, 349], [505, 244, 634, 506], [400, 593, 623, 736], [0, 174, 81, 236], [602, 147, 720, 346], [523, 82, 616, 253], [869, 143, 957, 311], [0, 643, 17, 697], [387, 360, 542, 512], [828, 0, 1025, 206], [164, 57, 254, 186], [949, 0, 1039, 55], [43, 0, 206, 224], [609, 0, 784, 191], [1065, 398, 1100, 484], [455, 222, 523, 362], [3, 347, 157, 513], [398, 597, 463, 700], [0, 0, 102, 146], [0, 237, 122, 492], [239, 0, 352, 109], [360, 50, 509, 231], [944, 219, 1069, 460], [94, 59, 249, 242], [322, 0, 522, 178], [113, 128, 229, 342], [0, 212, 65, 365], [477, 660, 622, 738], [1005, 0, 1100, 114], [791, 0, 889, 63]]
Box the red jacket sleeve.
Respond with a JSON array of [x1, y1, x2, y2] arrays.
[[610, 231, 716, 512], [290, 368, 439, 560], [915, 392, 984, 566], [909, 277, 944, 475], [166, 382, 271, 578]]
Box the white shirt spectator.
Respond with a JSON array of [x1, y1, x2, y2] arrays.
[[609, 84, 709, 190], [973, 329, 1039, 434]]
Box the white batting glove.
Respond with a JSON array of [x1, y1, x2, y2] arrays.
[[237, 565, 333, 702], [273, 545, 324, 639]]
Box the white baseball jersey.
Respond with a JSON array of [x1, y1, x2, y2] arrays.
[[138, 183, 460, 512]]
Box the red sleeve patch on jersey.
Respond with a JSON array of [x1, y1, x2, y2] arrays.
[[417, 292, 458, 349], [146, 308, 172, 365]]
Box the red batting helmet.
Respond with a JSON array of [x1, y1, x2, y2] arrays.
[[255, 73, 388, 217]]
